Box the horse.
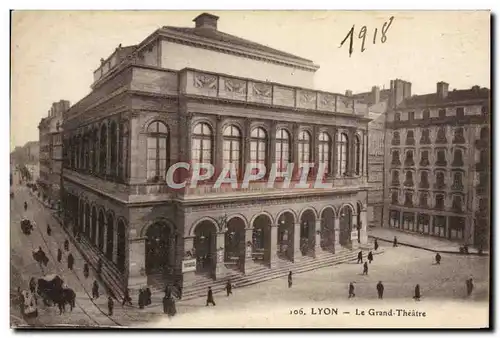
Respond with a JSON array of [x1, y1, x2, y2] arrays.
[[33, 249, 49, 267], [54, 288, 76, 314]]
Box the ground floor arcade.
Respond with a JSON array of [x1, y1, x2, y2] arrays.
[[387, 208, 477, 245], [61, 181, 369, 290]]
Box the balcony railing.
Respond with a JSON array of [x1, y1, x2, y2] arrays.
[[433, 183, 446, 190], [475, 161, 489, 171], [391, 139, 401, 146], [419, 181, 430, 189], [475, 139, 489, 148], [391, 159, 402, 166], [420, 137, 431, 145], [435, 160, 447, 167], [405, 138, 415, 146], [452, 137, 466, 144], [436, 137, 448, 144], [451, 159, 464, 167], [403, 180, 414, 187], [404, 159, 415, 167], [391, 179, 400, 186], [420, 159, 430, 167], [435, 203, 444, 210], [451, 183, 464, 191]]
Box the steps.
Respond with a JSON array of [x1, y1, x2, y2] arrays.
[[150, 246, 384, 302]]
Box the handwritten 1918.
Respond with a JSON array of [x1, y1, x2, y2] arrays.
[[339, 16, 395, 57]]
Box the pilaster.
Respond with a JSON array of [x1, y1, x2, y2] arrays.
[[243, 228, 256, 273], [313, 219, 322, 258], [127, 236, 147, 290], [214, 232, 228, 279], [182, 237, 196, 284], [269, 225, 278, 268], [334, 216, 340, 250], [292, 223, 301, 262], [360, 209, 368, 244]]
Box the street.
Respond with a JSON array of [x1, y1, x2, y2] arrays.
[[10, 170, 489, 328]]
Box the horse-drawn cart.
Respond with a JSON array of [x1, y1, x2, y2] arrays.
[[37, 275, 75, 314]]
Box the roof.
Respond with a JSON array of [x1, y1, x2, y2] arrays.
[[353, 89, 391, 105], [399, 87, 490, 108], [162, 26, 314, 65]]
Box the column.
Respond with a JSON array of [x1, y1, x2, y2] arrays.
[[360, 208, 368, 244], [292, 123, 299, 177], [181, 237, 196, 284], [112, 223, 118, 264], [127, 236, 147, 290], [214, 232, 227, 279], [334, 216, 340, 253], [313, 219, 322, 258], [215, 116, 223, 178], [106, 120, 111, 176], [332, 128, 338, 177], [349, 129, 356, 176], [292, 223, 301, 262], [243, 228, 255, 274], [101, 218, 108, 254], [244, 119, 251, 166], [351, 214, 359, 249], [312, 125, 319, 177], [269, 225, 278, 268], [269, 121, 277, 171], [399, 210, 404, 229]]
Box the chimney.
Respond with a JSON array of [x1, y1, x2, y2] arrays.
[[437, 81, 449, 99], [371, 86, 380, 104], [193, 13, 219, 30], [345, 90, 353, 97], [389, 79, 412, 108]]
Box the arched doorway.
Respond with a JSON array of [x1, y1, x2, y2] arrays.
[[299, 210, 316, 256], [224, 217, 245, 271], [390, 210, 400, 228], [339, 205, 353, 247], [145, 222, 174, 275], [320, 208, 336, 252], [116, 220, 126, 273], [91, 206, 97, 246], [98, 210, 105, 251], [277, 211, 295, 261], [252, 214, 272, 266], [84, 203, 90, 239], [106, 213, 114, 261], [193, 221, 217, 275]]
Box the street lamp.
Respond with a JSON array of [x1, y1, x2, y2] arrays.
[[217, 213, 229, 233]]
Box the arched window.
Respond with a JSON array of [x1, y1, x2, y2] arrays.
[[192, 122, 213, 166], [391, 191, 399, 204], [298, 130, 311, 167], [318, 132, 331, 175], [435, 194, 445, 209], [406, 130, 415, 145], [275, 128, 291, 174], [404, 192, 413, 206], [391, 150, 401, 165], [223, 125, 242, 176], [404, 171, 414, 187], [392, 171, 399, 185], [420, 129, 431, 144], [436, 172, 445, 188], [394, 113, 401, 121], [250, 127, 267, 174], [419, 192, 428, 207], [423, 109, 430, 119], [452, 149, 464, 166], [480, 127, 489, 140], [119, 121, 129, 180], [436, 127, 447, 144], [452, 195, 463, 212], [110, 122, 118, 176], [453, 172, 463, 188], [146, 121, 169, 182], [392, 131, 400, 145], [92, 128, 98, 173], [420, 171, 429, 188], [99, 124, 107, 175], [337, 133, 349, 176], [355, 135, 361, 175], [404, 150, 414, 166], [453, 127, 465, 144]]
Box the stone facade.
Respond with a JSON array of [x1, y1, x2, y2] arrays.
[[384, 82, 490, 249], [61, 13, 371, 292], [38, 100, 69, 207]]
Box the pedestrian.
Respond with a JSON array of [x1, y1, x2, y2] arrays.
[[138, 288, 145, 309], [46, 224, 52, 236], [64, 239, 69, 251], [348, 282, 355, 298], [374, 239, 379, 251], [435, 252, 441, 265], [393, 236, 398, 247], [288, 271, 293, 288], [97, 258, 103, 275], [83, 263, 89, 279], [122, 289, 132, 306], [57, 248, 62, 263], [206, 286, 216, 306], [357, 251, 363, 264], [24, 201, 27, 211], [362, 262, 369, 275], [413, 284, 421, 301], [29, 277, 36, 294], [92, 280, 99, 299], [376, 281, 384, 299], [67, 253, 74, 270], [367, 251, 374, 264], [107, 296, 114, 316], [146, 287, 152, 306], [466, 277, 474, 297], [225, 280, 233, 297]]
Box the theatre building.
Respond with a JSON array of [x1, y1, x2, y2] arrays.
[[384, 80, 490, 249], [61, 13, 372, 294]]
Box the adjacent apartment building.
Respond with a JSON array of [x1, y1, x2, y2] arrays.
[[38, 100, 69, 208], [384, 81, 490, 250], [61, 13, 373, 295]]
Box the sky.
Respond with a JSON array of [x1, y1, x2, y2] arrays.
[[10, 10, 490, 151]]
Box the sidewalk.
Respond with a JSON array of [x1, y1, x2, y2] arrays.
[[368, 227, 488, 256]]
